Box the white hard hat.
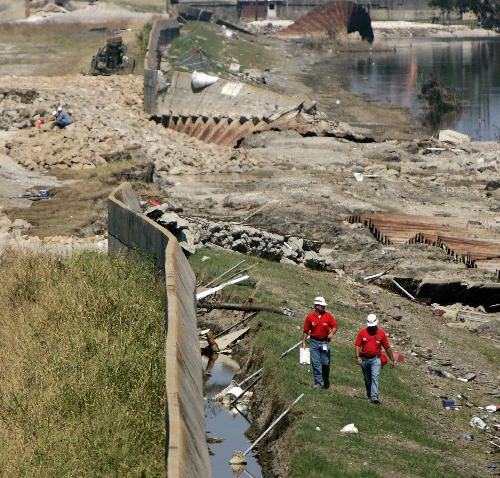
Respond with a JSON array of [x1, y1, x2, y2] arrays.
[[314, 296, 327, 306], [57, 106, 63, 112], [366, 313, 378, 326]]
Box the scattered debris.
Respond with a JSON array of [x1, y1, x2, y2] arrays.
[[229, 393, 304, 465], [196, 275, 249, 300], [391, 279, 416, 301], [469, 417, 487, 430], [214, 327, 250, 353], [230, 374, 262, 406], [438, 129, 470, 146], [458, 372, 477, 383], [463, 433, 474, 441], [341, 423, 359, 434], [214, 312, 258, 339], [90, 35, 135, 76], [209, 301, 297, 317], [442, 399, 457, 410], [203, 259, 246, 288], [280, 341, 303, 358], [191, 71, 219, 89], [429, 367, 456, 379]]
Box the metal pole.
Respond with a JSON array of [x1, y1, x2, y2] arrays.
[[203, 259, 246, 288], [214, 312, 259, 339], [391, 279, 416, 301], [237, 367, 263, 387], [230, 375, 263, 406], [280, 340, 302, 358], [236, 340, 301, 388], [242, 393, 304, 456]]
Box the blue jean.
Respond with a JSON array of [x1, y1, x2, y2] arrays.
[[310, 338, 331, 387], [361, 356, 381, 399]]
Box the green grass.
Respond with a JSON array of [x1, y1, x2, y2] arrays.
[[169, 21, 275, 74], [0, 251, 165, 477], [190, 247, 487, 478]]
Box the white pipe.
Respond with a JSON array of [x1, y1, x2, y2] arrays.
[[242, 393, 304, 456]]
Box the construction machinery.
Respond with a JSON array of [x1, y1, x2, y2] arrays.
[[90, 35, 136, 76]]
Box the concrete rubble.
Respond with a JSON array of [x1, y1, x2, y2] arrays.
[[146, 206, 342, 272], [0, 76, 256, 174]]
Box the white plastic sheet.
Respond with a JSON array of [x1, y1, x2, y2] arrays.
[[299, 347, 310, 365]]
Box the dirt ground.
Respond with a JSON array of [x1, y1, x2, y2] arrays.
[[0, 7, 499, 476]]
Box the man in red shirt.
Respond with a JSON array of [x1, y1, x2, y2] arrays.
[[354, 313, 395, 404], [302, 296, 338, 389]]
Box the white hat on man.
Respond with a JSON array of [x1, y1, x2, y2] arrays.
[[366, 313, 378, 326], [314, 296, 328, 306]]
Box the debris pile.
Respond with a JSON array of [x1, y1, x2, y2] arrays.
[[146, 206, 344, 272], [0, 76, 256, 174]]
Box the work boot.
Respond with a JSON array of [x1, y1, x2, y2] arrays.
[[313, 383, 322, 390]]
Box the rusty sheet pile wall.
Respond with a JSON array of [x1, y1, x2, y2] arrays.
[[108, 183, 211, 478]]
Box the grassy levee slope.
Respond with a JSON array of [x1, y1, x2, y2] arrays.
[[191, 248, 487, 478], [0, 251, 165, 477]]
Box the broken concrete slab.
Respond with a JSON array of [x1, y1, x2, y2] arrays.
[[215, 327, 250, 352], [438, 129, 471, 145]]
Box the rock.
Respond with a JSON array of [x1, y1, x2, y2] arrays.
[[485, 180, 500, 191], [229, 62, 241, 74], [302, 238, 322, 253], [11, 218, 31, 232], [438, 129, 470, 145]]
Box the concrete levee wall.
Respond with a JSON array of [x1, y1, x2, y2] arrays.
[[108, 183, 211, 478], [165, 240, 209, 477]]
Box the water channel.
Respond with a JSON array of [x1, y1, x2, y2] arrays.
[[202, 355, 262, 478], [328, 38, 500, 141]]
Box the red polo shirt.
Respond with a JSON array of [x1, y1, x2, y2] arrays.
[[304, 311, 337, 340], [354, 327, 390, 358]]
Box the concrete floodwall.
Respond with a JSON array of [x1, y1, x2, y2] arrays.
[[165, 239, 209, 477], [108, 183, 211, 478]]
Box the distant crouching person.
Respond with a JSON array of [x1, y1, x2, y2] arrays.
[[52, 107, 72, 128]]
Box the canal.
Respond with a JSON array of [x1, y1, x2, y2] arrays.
[[319, 38, 500, 141]]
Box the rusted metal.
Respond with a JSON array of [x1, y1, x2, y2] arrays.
[[278, 1, 374, 43], [153, 111, 313, 147], [347, 212, 500, 273]]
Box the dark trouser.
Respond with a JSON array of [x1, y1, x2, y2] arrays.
[[310, 338, 331, 387]]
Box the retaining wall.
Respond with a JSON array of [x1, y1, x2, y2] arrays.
[[108, 183, 211, 478]]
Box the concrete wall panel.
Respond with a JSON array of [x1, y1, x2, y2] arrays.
[[108, 183, 211, 478]]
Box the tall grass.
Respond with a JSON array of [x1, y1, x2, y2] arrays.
[[0, 251, 165, 477]]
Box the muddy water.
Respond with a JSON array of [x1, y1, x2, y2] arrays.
[[202, 355, 262, 478], [327, 38, 500, 140]]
